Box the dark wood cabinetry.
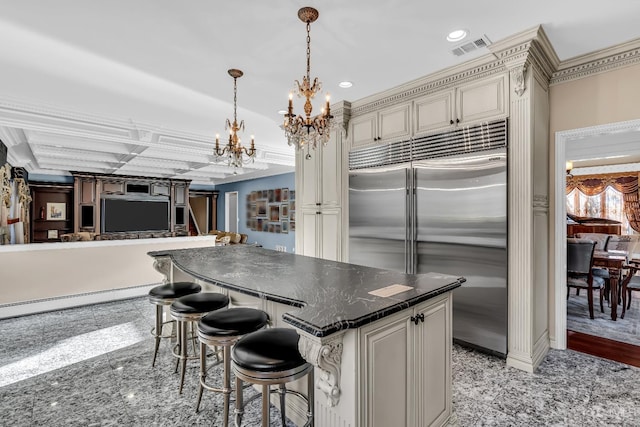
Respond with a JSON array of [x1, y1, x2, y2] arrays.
[[30, 183, 74, 243], [71, 172, 191, 238]]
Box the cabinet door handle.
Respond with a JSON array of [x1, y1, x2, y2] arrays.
[[316, 211, 321, 215], [316, 202, 321, 206], [449, 119, 454, 125], [411, 313, 424, 325], [456, 118, 460, 124]]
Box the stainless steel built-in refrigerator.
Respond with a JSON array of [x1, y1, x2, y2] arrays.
[[348, 119, 508, 356]]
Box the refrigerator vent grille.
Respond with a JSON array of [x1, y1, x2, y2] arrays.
[[349, 119, 507, 170]]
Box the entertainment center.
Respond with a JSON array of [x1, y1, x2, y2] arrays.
[[72, 172, 190, 239], [29, 172, 199, 242]]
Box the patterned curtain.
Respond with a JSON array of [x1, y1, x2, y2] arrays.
[[566, 173, 640, 232]]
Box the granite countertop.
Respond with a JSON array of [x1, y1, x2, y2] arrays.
[[149, 245, 464, 337]]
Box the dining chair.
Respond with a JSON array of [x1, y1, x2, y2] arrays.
[[622, 260, 640, 310], [575, 233, 611, 296], [567, 238, 605, 319], [601, 235, 640, 304]]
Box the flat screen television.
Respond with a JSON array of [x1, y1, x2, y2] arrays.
[[101, 198, 170, 233]]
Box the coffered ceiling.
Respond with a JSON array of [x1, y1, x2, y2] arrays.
[[1, 1, 640, 185]]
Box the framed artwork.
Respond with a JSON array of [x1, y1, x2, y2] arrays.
[[269, 205, 280, 221], [46, 202, 66, 220], [256, 200, 267, 216], [246, 186, 296, 234], [47, 229, 59, 239]]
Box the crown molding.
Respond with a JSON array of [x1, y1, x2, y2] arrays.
[[350, 55, 505, 116], [350, 26, 560, 116], [551, 37, 640, 85]]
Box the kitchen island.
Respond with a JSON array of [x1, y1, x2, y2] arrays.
[[149, 245, 464, 427]]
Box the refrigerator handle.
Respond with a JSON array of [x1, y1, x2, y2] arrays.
[[404, 168, 415, 274], [411, 168, 417, 274]]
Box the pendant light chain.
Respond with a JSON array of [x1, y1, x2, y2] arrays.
[[306, 21, 311, 82]]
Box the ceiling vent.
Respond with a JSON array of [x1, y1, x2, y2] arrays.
[[451, 35, 492, 57]]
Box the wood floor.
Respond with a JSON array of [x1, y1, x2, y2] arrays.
[[567, 329, 640, 368]]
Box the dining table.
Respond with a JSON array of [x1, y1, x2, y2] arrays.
[[593, 250, 627, 321]]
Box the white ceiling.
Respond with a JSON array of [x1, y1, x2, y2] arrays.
[[1, 1, 640, 185]]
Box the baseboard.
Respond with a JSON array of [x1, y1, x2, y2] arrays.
[[0, 283, 159, 319]]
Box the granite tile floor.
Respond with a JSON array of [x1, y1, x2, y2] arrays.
[[0, 297, 639, 426]]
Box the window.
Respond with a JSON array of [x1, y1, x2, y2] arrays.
[[567, 186, 631, 234]]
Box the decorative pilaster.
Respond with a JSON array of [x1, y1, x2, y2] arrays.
[[298, 332, 345, 407], [500, 33, 553, 372]]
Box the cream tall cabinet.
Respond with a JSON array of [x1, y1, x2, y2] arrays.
[[359, 293, 451, 427], [295, 117, 347, 261]]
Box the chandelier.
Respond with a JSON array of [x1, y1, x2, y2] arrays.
[[283, 7, 333, 158], [214, 68, 256, 169]]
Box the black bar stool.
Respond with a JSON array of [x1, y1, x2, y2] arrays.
[[170, 292, 230, 393], [232, 328, 314, 427], [148, 281, 202, 367], [197, 307, 270, 426]]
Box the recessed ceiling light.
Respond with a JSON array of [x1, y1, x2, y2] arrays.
[[339, 81, 353, 88], [446, 29, 468, 42], [277, 110, 287, 115]]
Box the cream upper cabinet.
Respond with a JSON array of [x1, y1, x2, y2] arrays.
[[350, 102, 412, 149], [359, 293, 451, 427], [414, 90, 455, 136], [456, 73, 507, 124], [413, 73, 508, 137]]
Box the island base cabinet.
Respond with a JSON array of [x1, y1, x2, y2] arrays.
[[359, 293, 452, 427], [177, 260, 454, 427]]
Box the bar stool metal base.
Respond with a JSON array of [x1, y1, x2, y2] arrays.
[[148, 282, 202, 367], [170, 293, 230, 394], [196, 308, 270, 427], [233, 362, 314, 427]]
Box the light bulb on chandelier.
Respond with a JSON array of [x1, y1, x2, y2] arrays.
[[214, 69, 256, 170], [283, 7, 334, 159]]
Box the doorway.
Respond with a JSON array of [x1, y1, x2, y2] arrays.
[[554, 118, 640, 358], [225, 191, 238, 233]]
